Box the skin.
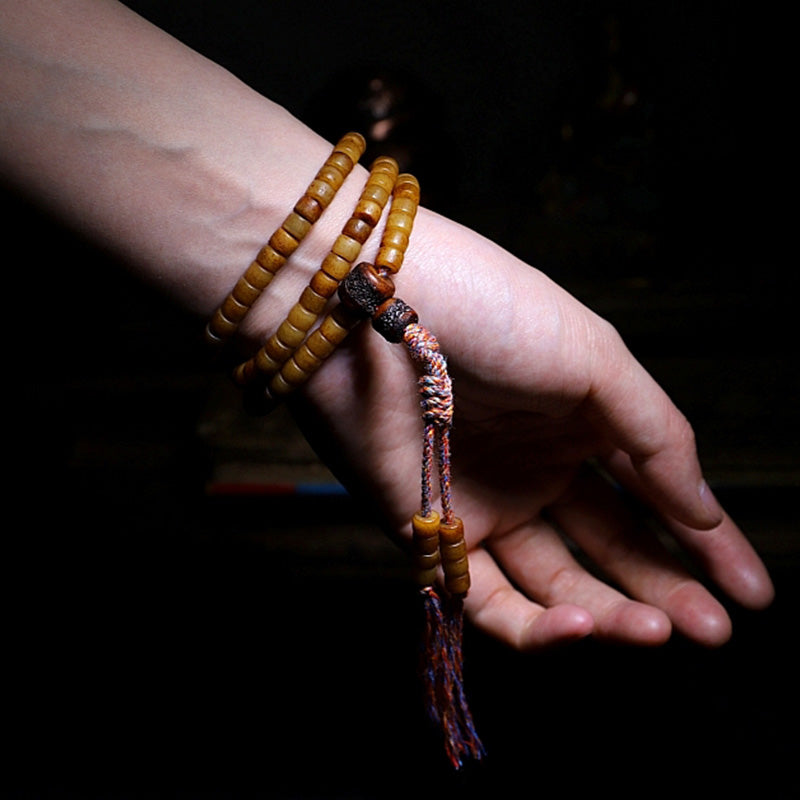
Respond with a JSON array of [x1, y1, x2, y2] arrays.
[[0, 0, 774, 652]]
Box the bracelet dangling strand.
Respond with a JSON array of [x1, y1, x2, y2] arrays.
[[207, 135, 484, 768]]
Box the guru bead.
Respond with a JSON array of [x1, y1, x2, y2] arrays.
[[438, 517, 471, 597], [372, 297, 419, 343], [338, 262, 396, 317]]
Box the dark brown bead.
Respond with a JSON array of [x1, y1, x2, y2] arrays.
[[371, 297, 418, 343], [338, 262, 395, 317]]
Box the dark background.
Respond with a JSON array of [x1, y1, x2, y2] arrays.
[[4, 1, 797, 798]]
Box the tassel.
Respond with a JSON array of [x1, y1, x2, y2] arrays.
[[405, 324, 485, 768], [420, 588, 485, 768]]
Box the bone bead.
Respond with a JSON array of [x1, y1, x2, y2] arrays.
[[412, 511, 441, 588], [338, 262, 395, 317], [372, 298, 419, 343], [204, 133, 365, 347], [439, 517, 470, 597]]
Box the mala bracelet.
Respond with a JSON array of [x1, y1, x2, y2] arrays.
[[205, 132, 367, 348], [206, 133, 484, 768]]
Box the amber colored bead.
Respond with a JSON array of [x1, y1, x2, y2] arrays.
[[294, 193, 324, 223], [353, 198, 384, 227], [327, 150, 355, 176], [205, 133, 365, 347], [306, 178, 338, 209], [305, 329, 337, 359], [439, 517, 471, 597], [232, 275, 262, 307], [275, 318, 307, 350], [334, 132, 367, 164], [338, 262, 396, 317], [412, 511, 441, 587], [315, 163, 348, 192], [380, 227, 410, 251], [268, 370, 295, 398], [281, 211, 313, 241], [309, 269, 341, 299], [375, 245, 407, 274], [254, 347, 283, 375], [292, 343, 323, 373], [320, 252, 352, 282], [286, 301, 318, 332], [331, 233, 363, 264], [268, 226, 300, 258], [231, 359, 255, 387], [221, 293, 249, 325], [263, 332, 296, 365], [279, 354, 310, 387], [320, 304, 359, 344], [253, 246, 285, 277], [372, 298, 419, 343], [204, 310, 236, 345], [299, 285, 328, 315], [342, 217, 374, 245]]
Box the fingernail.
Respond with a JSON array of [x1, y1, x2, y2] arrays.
[[699, 480, 724, 527]]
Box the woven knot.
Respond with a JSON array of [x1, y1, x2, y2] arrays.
[[404, 324, 453, 427]]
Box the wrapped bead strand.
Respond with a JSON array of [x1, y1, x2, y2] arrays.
[[205, 139, 483, 768], [204, 131, 366, 348], [232, 155, 399, 387], [263, 173, 420, 403]]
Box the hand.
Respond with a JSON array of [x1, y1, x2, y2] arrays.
[[287, 208, 775, 651]]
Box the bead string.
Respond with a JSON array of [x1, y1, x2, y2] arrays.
[[206, 133, 484, 768], [205, 132, 367, 348]]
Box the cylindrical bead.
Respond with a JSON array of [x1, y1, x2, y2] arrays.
[[268, 370, 295, 398], [439, 517, 470, 596], [299, 285, 328, 315], [294, 194, 324, 223], [372, 298, 418, 343], [292, 343, 323, 373], [306, 177, 338, 208], [334, 132, 367, 164], [412, 511, 441, 587], [338, 262, 395, 317], [255, 244, 287, 274], [319, 306, 357, 345], [281, 211, 313, 241], [331, 233, 363, 264], [221, 293, 249, 325], [274, 318, 306, 350], [254, 347, 283, 376], [262, 333, 296, 365], [286, 301, 319, 332], [232, 275, 262, 307], [375, 245, 407, 273], [268, 226, 300, 258], [353, 198, 384, 227], [309, 269, 341, 299], [305, 329, 337, 359], [280, 354, 313, 386], [320, 252, 352, 281], [342, 217, 374, 245]]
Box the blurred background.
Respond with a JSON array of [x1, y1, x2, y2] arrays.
[[5, 1, 796, 798]]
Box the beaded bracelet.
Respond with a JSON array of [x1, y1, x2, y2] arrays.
[[206, 133, 484, 768]]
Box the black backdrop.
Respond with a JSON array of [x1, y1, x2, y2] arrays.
[[4, 2, 797, 799]]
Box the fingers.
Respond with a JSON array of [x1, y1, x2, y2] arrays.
[[547, 467, 735, 646], [583, 320, 722, 531], [469, 518, 675, 650], [465, 547, 594, 650], [603, 449, 775, 611]]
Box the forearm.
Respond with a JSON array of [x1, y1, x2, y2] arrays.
[[0, 0, 366, 320]]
